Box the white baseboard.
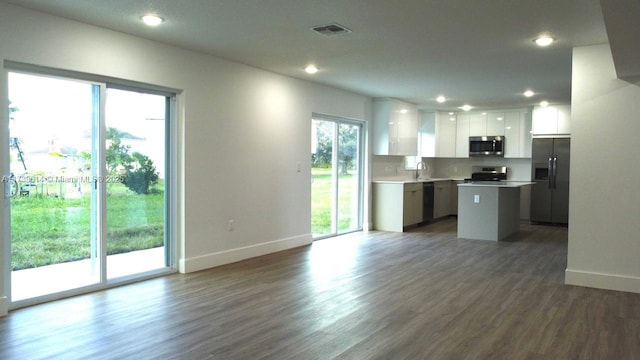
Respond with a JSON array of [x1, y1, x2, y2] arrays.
[[565, 268, 640, 293], [0, 296, 8, 317], [179, 234, 312, 273]]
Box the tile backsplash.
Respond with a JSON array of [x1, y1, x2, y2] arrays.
[[372, 156, 532, 181]]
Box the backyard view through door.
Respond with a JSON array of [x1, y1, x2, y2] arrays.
[[311, 117, 363, 238], [7, 71, 171, 303]]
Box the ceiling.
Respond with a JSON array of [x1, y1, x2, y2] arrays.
[[2, 0, 609, 111]]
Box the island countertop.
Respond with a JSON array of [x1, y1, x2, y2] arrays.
[[458, 181, 534, 188], [372, 178, 462, 184]]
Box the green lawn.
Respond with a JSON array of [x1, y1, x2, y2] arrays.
[[10, 182, 164, 270], [12, 169, 355, 269], [311, 167, 358, 235]]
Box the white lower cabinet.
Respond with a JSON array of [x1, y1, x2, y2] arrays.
[[433, 181, 451, 218], [373, 182, 423, 232]]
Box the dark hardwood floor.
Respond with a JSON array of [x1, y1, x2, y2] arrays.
[[1, 218, 639, 359]]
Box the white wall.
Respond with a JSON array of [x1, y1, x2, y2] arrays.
[[566, 43, 640, 293], [0, 3, 371, 314]]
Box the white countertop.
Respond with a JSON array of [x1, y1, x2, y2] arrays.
[[372, 177, 459, 184], [457, 181, 535, 188]]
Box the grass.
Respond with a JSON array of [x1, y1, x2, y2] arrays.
[[10, 182, 164, 270], [12, 169, 355, 269], [311, 167, 359, 236]]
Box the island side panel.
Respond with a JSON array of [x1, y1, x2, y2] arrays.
[[457, 186, 500, 241], [497, 187, 521, 240]]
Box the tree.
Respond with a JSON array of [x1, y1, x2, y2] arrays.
[[311, 121, 332, 168], [311, 121, 359, 174], [122, 152, 159, 194], [338, 124, 358, 175], [106, 127, 158, 194], [106, 127, 132, 175]]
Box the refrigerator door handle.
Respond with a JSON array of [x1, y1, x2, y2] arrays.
[[548, 157, 553, 189], [552, 156, 558, 189]]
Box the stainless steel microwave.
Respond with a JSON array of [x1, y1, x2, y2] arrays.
[[469, 136, 504, 156]]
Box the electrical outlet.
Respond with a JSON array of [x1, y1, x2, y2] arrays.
[[228, 219, 234, 231], [474, 195, 480, 204], [296, 162, 301, 173]]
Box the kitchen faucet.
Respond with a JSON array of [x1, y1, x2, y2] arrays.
[[415, 161, 427, 179]]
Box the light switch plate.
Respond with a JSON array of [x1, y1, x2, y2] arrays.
[[474, 195, 480, 203]]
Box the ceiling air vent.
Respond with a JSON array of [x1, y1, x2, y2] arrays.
[[311, 23, 352, 36]]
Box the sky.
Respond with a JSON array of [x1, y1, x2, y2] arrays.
[[8, 72, 166, 177]]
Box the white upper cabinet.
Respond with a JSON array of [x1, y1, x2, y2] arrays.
[[556, 105, 571, 134], [469, 113, 487, 136], [418, 111, 436, 157], [455, 113, 470, 158], [373, 98, 418, 155], [532, 104, 571, 135], [487, 112, 505, 136], [435, 111, 457, 157], [504, 111, 532, 158], [469, 111, 506, 136]]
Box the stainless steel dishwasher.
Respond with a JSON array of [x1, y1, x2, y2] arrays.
[[423, 182, 434, 222]]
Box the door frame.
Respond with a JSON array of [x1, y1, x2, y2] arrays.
[[2, 62, 180, 310], [311, 113, 365, 240]]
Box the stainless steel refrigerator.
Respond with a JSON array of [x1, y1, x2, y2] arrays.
[[530, 138, 570, 224]]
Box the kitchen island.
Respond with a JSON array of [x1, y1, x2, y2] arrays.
[[457, 181, 534, 241]]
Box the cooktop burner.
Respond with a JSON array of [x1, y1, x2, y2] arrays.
[[467, 166, 507, 182]]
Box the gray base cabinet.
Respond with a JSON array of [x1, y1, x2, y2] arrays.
[[433, 181, 452, 218]]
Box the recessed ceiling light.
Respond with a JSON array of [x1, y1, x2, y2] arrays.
[[436, 95, 446, 103], [461, 104, 472, 111], [448, 112, 454, 115], [141, 14, 164, 27], [534, 36, 555, 47], [400, 109, 408, 114], [540, 101, 550, 107], [305, 65, 319, 74], [524, 90, 535, 97]]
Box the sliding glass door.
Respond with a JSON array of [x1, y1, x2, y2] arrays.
[[104, 88, 169, 279], [311, 116, 363, 239], [6, 70, 174, 304], [8, 73, 101, 301]]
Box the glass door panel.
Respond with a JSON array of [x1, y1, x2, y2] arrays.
[[311, 119, 336, 237], [104, 88, 168, 279], [8, 72, 100, 301], [311, 117, 363, 239], [337, 123, 362, 233]]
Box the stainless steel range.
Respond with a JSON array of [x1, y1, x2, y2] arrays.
[[465, 166, 507, 182]]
